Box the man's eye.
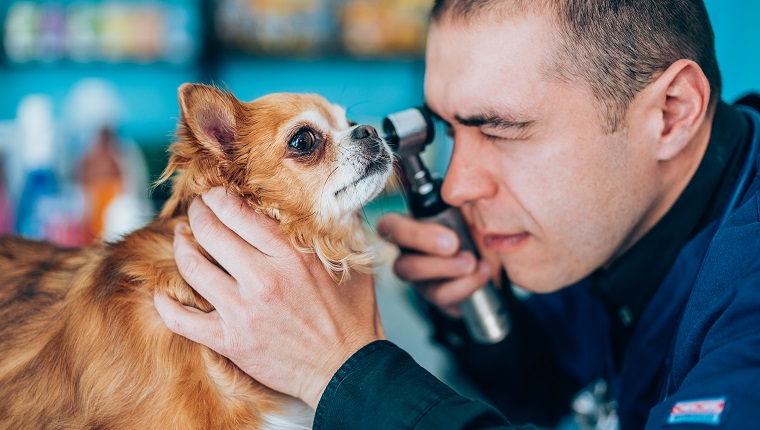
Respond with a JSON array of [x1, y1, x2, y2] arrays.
[[289, 129, 317, 153], [483, 132, 503, 142], [481, 130, 527, 142]]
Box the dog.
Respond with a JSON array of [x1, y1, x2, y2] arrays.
[[0, 84, 394, 429]]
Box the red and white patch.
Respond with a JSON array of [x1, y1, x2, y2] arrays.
[[668, 398, 725, 425]]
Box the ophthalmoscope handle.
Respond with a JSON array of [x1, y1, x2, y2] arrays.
[[417, 204, 510, 344]]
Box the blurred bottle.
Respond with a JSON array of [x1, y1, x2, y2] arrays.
[[14, 95, 61, 239], [39, 3, 66, 62], [165, 4, 197, 64], [341, 0, 430, 57], [216, 0, 335, 55], [99, 2, 132, 63], [65, 79, 154, 242], [78, 127, 124, 240], [133, 5, 163, 61], [66, 3, 99, 62], [14, 95, 87, 246], [4, 2, 39, 63]]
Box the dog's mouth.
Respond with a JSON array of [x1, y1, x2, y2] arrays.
[[333, 150, 392, 198]]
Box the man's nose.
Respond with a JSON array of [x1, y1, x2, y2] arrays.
[[440, 135, 497, 207]]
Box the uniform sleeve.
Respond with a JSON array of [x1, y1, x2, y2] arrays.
[[313, 340, 535, 430]]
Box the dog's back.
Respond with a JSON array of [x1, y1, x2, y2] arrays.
[[0, 235, 106, 427], [0, 222, 311, 429]]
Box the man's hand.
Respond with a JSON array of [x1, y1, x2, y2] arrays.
[[376, 213, 493, 317], [154, 187, 384, 409]]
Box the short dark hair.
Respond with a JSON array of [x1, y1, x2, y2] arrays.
[[431, 0, 722, 131]]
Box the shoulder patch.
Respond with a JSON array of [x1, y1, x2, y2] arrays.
[[668, 397, 726, 425]]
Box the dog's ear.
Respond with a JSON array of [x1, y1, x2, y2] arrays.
[[155, 84, 244, 220], [178, 83, 240, 156]]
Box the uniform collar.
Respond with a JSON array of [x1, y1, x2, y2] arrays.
[[590, 101, 750, 364]]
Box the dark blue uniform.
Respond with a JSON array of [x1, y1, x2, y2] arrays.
[[314, 99, 760, 429]]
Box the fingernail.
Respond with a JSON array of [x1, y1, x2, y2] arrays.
[[479, 261, 492, 276], [437, 233, 456, 253], [204, 187, 225, 201], [457, 254, 475, 272]]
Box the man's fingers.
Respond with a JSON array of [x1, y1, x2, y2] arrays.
[[393, 250, 477, 283], [153, 292, 223, 348], [377, 213, 460, 257], [174, 223, 238, 306], [185, 197, 269, 282], [201, 187, 292, 257], [415, 261, 492, 308], [440, 305, 463, 318]]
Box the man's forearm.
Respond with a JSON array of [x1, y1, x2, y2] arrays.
[[313, 340, 525, 430]]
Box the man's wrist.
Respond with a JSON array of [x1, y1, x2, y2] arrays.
[[302, 337, 380, 409], [313, 340, 394, 419]]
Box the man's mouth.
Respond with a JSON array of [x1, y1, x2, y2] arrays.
[[483, 232, 530, 252]]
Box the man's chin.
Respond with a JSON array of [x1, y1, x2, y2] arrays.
[[502, 262, 580, 294], [510, 281, 567, 295]]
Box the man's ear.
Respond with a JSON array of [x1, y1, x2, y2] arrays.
[[649, 59, 711, 161], [178, 83, 240, 156]]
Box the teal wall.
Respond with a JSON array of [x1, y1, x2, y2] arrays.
[[706, 0, 760, 101]]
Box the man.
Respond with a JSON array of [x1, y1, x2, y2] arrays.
[[154, 0, 760, 428]]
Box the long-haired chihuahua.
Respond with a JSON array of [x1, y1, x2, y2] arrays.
[[0, 84, 394, 429]]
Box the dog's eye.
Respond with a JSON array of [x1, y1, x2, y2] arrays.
[[289, 129, 317, 153]]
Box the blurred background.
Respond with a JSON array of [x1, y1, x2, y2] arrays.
[[0, 0, 758, 426], [0, 0, 432, 244]]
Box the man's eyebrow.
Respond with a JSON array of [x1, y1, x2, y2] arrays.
[[423, 104, 536, 130], [454, 111, 535, 129]]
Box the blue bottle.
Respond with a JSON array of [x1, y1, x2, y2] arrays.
[[14, 95, 60, 240]]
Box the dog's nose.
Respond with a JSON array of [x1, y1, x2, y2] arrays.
[[352, 125, 378, 140]]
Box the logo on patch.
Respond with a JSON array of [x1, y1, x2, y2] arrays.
[[668, 397, 726, 425]]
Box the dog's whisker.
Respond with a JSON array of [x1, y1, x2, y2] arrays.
[[319, 165, 343, 205]]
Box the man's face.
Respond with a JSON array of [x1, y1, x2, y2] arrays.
[[424, 13, 661, 293]]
